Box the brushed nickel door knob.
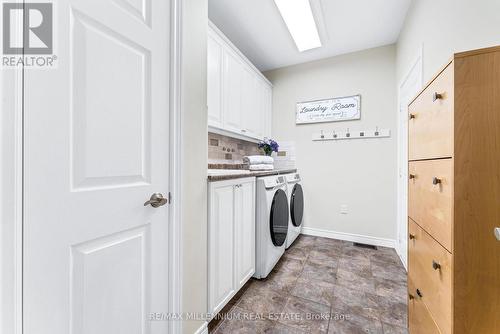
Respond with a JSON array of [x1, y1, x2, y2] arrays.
[[144, 193, 168, 208], [495, 227, 500, 241]]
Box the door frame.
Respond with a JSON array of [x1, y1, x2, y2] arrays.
[[0, 0, 184, 333], [396, 45, 423, 270]]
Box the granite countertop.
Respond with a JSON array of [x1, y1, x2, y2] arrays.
[[207, 168, 297, 181]]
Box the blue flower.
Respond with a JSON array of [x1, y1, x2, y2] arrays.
[[258, 138, 279, 155]]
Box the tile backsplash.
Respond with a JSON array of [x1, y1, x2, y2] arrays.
[[208, 133, 262, 164]]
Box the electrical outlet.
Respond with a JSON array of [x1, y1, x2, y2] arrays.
[[340, 205, 348, 214]]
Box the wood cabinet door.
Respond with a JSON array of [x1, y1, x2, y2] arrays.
[[234, 180, 256, 288], [408, 278, 442, 334], [408, 219, 452, 334], [408, 63, 454, 160], [208, 183, 235, 315], [408, 159, 453, 251], [207, 32, 224, 128]]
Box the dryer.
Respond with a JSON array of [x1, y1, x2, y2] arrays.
[[254, 174, 289, 279], [285, 173, 304, 249]]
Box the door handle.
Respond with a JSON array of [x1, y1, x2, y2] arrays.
[[432, 260, 441, 270], [144, 193, 168, 208], [495, 227, 500, 241], [432, 92, 443, 102]]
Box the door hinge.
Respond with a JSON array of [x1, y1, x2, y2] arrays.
[[168, 192, 172, 204]]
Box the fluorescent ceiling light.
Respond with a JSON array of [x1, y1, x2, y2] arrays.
[[274, 0, 322, 52]]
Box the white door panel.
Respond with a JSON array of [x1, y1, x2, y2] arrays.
[[208, 184, 235, 315], [207, 33, 223, 128], [223, 50, 243, 134], [235, 181, 255, 288], [23, 0, 171, 333]]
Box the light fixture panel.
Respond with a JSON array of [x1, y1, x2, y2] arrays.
[[274, 0, 322, 52]]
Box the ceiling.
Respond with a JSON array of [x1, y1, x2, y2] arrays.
[[208, 0, 411, 71]]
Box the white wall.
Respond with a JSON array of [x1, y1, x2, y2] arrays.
[[180, 0, 208, 333], [265, 45, 398, 244], [397, 0, 500, 84]]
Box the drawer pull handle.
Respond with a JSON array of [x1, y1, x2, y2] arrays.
[[409, 113, 416, 120], [416, 289, 423, 298], [409, 233, 416, 240], [409, 174, 416, 180], [432, 92, 443, 102], [409, 294, 415, 300], [432, 260, 441, 270], [432, 177, 442, 185]]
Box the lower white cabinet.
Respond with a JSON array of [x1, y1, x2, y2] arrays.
[[208, 177, 256, 316]]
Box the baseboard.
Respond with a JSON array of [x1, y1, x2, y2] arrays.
[[395, 242, 408, 271], [193, 321, 208, 334], [301, 227, 396, 249]]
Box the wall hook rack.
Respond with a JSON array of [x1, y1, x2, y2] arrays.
[[312, 128, 391, 141]]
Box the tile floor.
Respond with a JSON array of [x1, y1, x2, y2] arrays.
[[208, 235, 408, 334]]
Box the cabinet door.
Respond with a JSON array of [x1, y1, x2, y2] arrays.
[[207, 33, 223, 128], [241, 66, 260, 139], [234, 180, 256, 288], [261, 82, 272, 138], [223, 50, 244, 134], [208, 183, 235, 315]]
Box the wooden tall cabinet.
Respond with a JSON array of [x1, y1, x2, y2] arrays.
[[407, 46, 500, 334]]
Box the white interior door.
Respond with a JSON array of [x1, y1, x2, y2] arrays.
[[397, 53, 422, 268], [23, 0, 171, 333]]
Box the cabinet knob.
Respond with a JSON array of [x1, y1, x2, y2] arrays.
[[409, 174, 416, 180], [432, 177, 442, 185], [432, 92, 443, 102], [416, 289, 423, 298], [432, 260, 441, 270], [409, 233, 416, 240], [409, 113, 416, 120], [409, 294, 415, 300]]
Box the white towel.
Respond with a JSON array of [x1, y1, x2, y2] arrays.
[[249, 164, 274, 171], [243, 155, 274, 165]]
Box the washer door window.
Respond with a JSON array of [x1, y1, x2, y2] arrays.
[[290, 184, 304, 227], [269, 189, 289, 247]]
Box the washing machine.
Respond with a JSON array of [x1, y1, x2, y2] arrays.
[[254, 174, 289, 279], [285, 173, 304, 249]]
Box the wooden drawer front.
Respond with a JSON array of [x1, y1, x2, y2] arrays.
[[408, 159, 453, 251], [409, 63, 454, 160], [408, 219, 452, 334], [408, 278, 441, 334]]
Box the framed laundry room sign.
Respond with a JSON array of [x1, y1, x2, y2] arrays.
[[296, 94, 361, 124]]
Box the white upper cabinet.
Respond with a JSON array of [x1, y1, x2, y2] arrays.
[[207, 22, 272, 141], [241, 66, 260, 138], [207, 31, 224, 128], [223, 49, 244, 134]]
